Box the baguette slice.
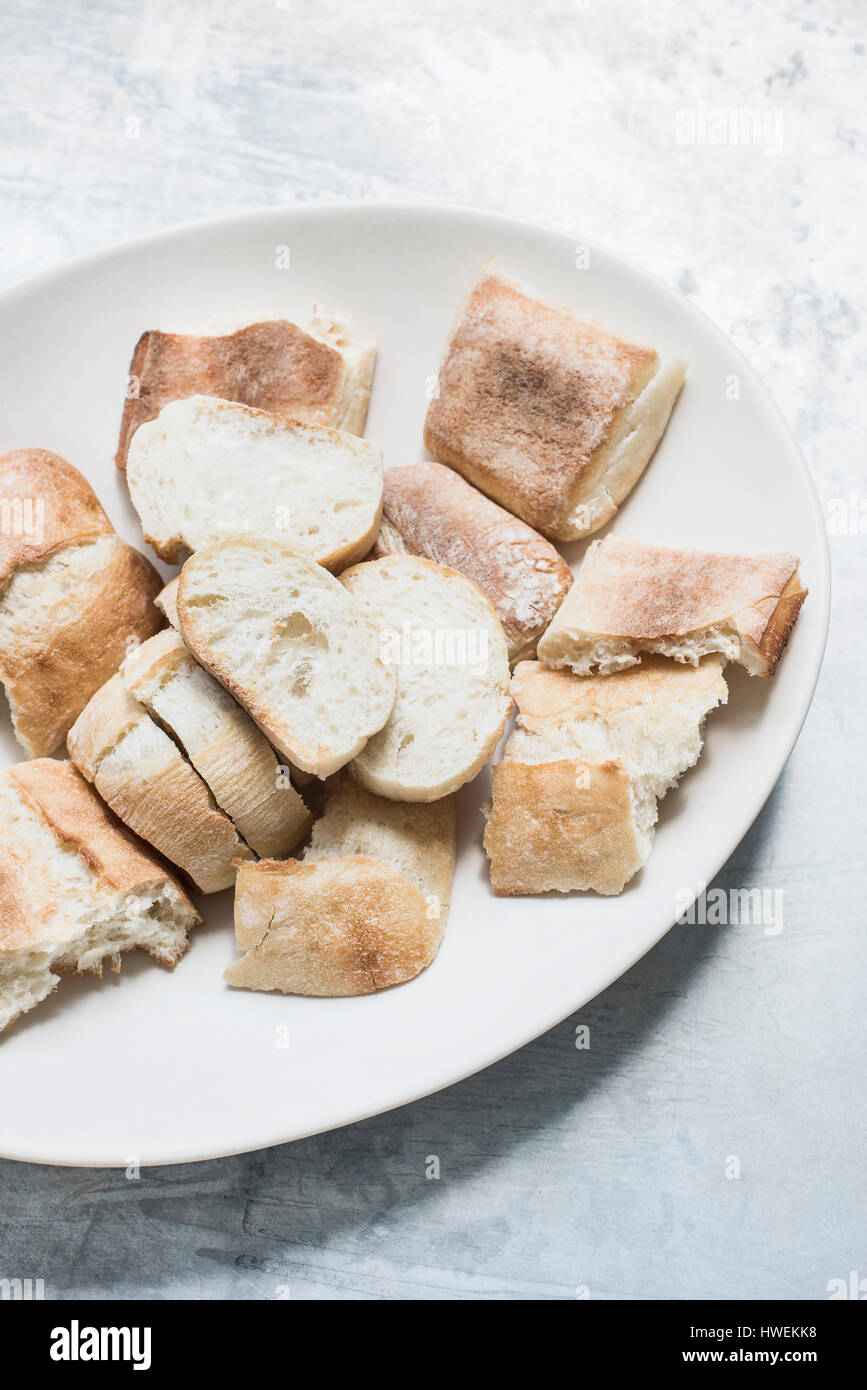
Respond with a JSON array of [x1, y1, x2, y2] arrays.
[[122, 628, 310, 859], [67, 675, 254, 893], [177, 539, 397, 778], [116, 312, 376, 467], [423, 264, 686, 541], [484, 656, 728, 896], [340, 555, 512, 801], [0, 759, 199, 1032], [0, 449, 164, 757], [155, 577, 316, 792], [538, 536, 807, 678], [126, 395, 383, 567], [225, 779, 457, 996], [372, 461, 573, 665], [155, 576, 180, 629]]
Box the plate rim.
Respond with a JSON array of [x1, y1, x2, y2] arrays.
[[0, 202, 831, 1166]]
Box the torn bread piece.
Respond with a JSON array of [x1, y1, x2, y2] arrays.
[[423, 264, 686, 541], [225, 779, 457, 996], [177, 539, 397, 778], [115, 312, 376, 467], [538, 535, 807, 678], [484, 656, 728, 896], [372, 461, 573, 665], [122, 629, 311, 859], [340, 554, 512, 802], [0, 448, 164, 757], [0, 759, 199, 1033], [67, 675, 254, 893], [126, 395, 383, 568]]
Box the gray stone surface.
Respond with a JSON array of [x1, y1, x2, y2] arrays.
[[0, 0, 864, 1300]]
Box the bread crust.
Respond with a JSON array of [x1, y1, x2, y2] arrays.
[[484, 655, 728, 896], [538, 536, 807, 677], [122, 628, 311, 858], [6, 759, 197, 935], [423, 265, 684, 540], [116, 317, 375, 467], [225, 856, 443, 995], [67, 675, 254, 894], [0, 535, 164, 758], [0, 448, 112, 583], [372, 461, 572, 664], [485, 758, 641, 897]]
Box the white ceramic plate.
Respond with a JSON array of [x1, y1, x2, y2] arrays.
[[0, 205, 829, 1167]]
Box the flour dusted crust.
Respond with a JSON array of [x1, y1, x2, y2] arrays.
[[423, 264, 686, 540], [372, 460, 572, 664], [116, 313, 376, 467], [225, 779, 457, 996], [538, 536, 807, 677], [484, 656, 728, 896], [0, 448, 112, 582]]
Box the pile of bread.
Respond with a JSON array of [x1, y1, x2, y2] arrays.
[[0, 263, 806, 1031]]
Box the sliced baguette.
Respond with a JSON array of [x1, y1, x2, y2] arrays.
[[340, 555, 512, 801], [155, 576, 180, 629], [121, 628, 310, 859], [372, 461, 573, 665], [126, 394, 383, 568], [538, 535, 807, 678], [484, 656, 728, 896], [225, 778, 457, 996], [177, 539, 397, 778], [423, 263, 686, 540], [0, 759, 199, 1032], [67, 675, 254, 893], [116, 312, 376, 467], [0, 449, 164, 758], [155, 576, 315, 791]]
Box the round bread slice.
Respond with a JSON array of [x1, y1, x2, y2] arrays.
[[177, 539, 397, 779], [340, 555, 512, 801], [121, 628, 311, 859], [67, 675, 254, 894], [125, 394, 383, 569]]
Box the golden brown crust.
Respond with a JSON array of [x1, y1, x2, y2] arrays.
[[423, 266, 663, 538], [484, 758, 641, 897], [0, 448, 112, 584], [0, 537, 164, 758], [538, 536, 807, 677], [372, 461, 572, 664], [116, 319, 357, 467], [511, 653, 728, 724], [225, 856, 443, 995], [755, 571, 808, 677], [67, 674, 254, 894], [7, 759, 196, 910]]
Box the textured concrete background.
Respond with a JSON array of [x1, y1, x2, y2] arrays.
[[0, 0, 864, 1300]]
